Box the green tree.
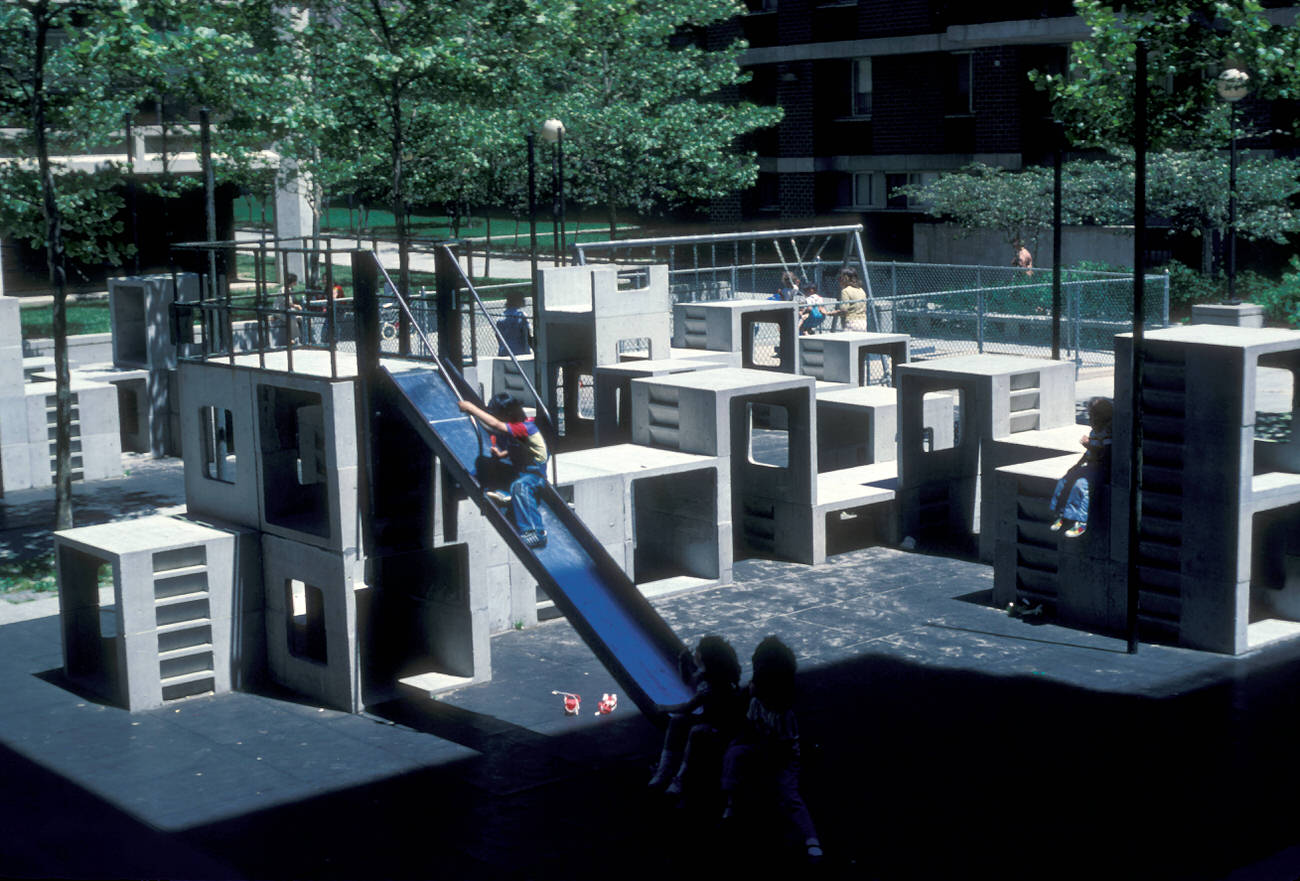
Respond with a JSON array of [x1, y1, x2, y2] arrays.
[[900, 154, 1300, 270], [0, 1, 147, 528], [530, 0, 781, 237], [1031, 1, 1300, 152]]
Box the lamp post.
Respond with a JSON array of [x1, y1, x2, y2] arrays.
[[526, 132, 538, 296], [541, 118, 565, 266], [1217, 67, 1249, 304]]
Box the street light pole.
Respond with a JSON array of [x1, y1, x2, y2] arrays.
[[1217, 68, 1249, 304], [542, 119, 565, 267]]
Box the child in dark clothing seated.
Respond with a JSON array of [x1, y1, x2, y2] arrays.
[[649, 634, 744, 797], [722, 636, 823, 863], [458, 393, 550, 549]]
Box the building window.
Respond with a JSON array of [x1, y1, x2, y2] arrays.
[[746, 0, 777, 11], [839, 172, 875, 209], [851, 58, 872, 117], [885, 173, 936, 210], [946, 52, 973, 116]]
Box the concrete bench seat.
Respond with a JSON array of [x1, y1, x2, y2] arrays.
[[1251, 472, 1300, 512]]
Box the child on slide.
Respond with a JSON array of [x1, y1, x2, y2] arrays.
[[458, 393, 550, 549]]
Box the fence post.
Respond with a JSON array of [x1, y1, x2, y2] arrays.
[[977, 285, 985, 354]]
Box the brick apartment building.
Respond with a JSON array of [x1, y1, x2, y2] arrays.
[[712, 1, 1300, 261]]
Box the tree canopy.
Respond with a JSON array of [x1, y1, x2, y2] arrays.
[[898, 154, 1300, 251], [1031, 1, 1300, 152]]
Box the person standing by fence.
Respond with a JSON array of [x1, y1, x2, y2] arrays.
[[836, 267, 867, 331]]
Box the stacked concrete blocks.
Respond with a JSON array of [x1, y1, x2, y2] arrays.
[[895, 354, 1076, 557], [554, 443, 732, 592], [108, 273, 199, 457], [534, 263, 672, 442], [671, 299, 798, 373], [1110, 326, 1300, 653], [629, 367, 822, 563], [798, 331, 910, 387], [594, 357, 726, 445], [56, 516, 261, 712]]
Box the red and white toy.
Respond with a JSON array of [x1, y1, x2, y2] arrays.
[[595, 693, 618, 715], [551, 690, 581, 715]]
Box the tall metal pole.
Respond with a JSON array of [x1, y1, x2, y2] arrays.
[[1227, 101, 1238, 303], [527, 133, 539, 334], [557, 130, 566, 266], [199, 108, 219, 298], [1051, 122, 1063, 361], [551, 138, 561, 267], [125, 114, 140, 274], [1126, 40, 1148, 655]]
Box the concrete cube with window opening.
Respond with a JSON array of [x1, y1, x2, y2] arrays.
[[629, 367, 820, 563], [895, 354, 1075, 556], [1109, 326, 1300, 653], [671, 299, 798, 373], [798, 330, 910, 387], [554, 443, 731, 595], [55, 516, 258, 712], [533, 263, 672, 444]]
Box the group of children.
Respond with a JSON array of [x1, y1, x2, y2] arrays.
[[773, 267, 869, 336], [649, 633, 823, 864]]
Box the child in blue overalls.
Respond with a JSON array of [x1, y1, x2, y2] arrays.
[[1050, 396, 1113, 538], [459, 393, 550, 549]]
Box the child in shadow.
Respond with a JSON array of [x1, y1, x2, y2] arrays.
[[721, 636, 823, 864], [1050, 396, 1114, 539], [649, 635, 744, 799]]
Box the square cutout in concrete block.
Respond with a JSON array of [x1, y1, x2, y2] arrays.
[[748, 319, 781, 368], [748, 402, 789, 469], [112, 284, 148, 367], [257, 384, 329, 538], [923, 389, 962, 452], [199, 406, 237, 484], [631, 470, 719, 583], [286, 578, 327, 664], [1255, 359, 1294, 449]]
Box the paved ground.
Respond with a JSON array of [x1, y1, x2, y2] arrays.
[[7, 541, 1300, 880], [3, 369, 1299, 880]]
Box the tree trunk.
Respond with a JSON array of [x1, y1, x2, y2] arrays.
[[607, 189, 618, 241], [31, 6, 73, 530], [483, 207, 491, 278]]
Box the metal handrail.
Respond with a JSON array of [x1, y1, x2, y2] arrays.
[[436, 245, 560, 485]]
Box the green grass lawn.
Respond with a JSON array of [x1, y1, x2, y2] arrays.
[[20, 302, 113, 339], [233, 197, 627, 248]]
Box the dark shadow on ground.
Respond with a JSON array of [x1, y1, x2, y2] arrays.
[[10, 644, 1295, 881]]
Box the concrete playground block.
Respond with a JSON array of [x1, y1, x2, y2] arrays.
[[813, 385, 954, 470], [252, 371, 361, 555], [671, 299, 798, 372], [262, 533, 361, 712], [0, 295, 20, 390], [1111, 325, 1300, 653], [56, 516, 241, 712], [534, 264, 672, 439], [895, 354, 1076, 555], [798, 331, 910, 387], [594, 357, 725, 445], [555, 443, 732, 587], [487, 355, 537, 402], [178, 361, 260, 529]]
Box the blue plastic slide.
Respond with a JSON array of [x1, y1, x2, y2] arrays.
[[382, 362, 694, 716]]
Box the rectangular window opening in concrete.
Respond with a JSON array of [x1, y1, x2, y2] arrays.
[[258, 385, 329, 538], [632, 470, 719, 582], [750, 319, 781, 367], [1249, 503, 1300, 622], [58, 546, 114, 683], [617, 337, 651, 360], [286, 578, 327, 663], [862, 352, 896, 387], [1255, 360, 1294, 449], [113, 285, 148, 366], [117, 383, 140, 441], [577, 374, 595, 420], [923, 389, 962, 452], [748, 402, 790, 469], [199, 406, 237, 484]]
